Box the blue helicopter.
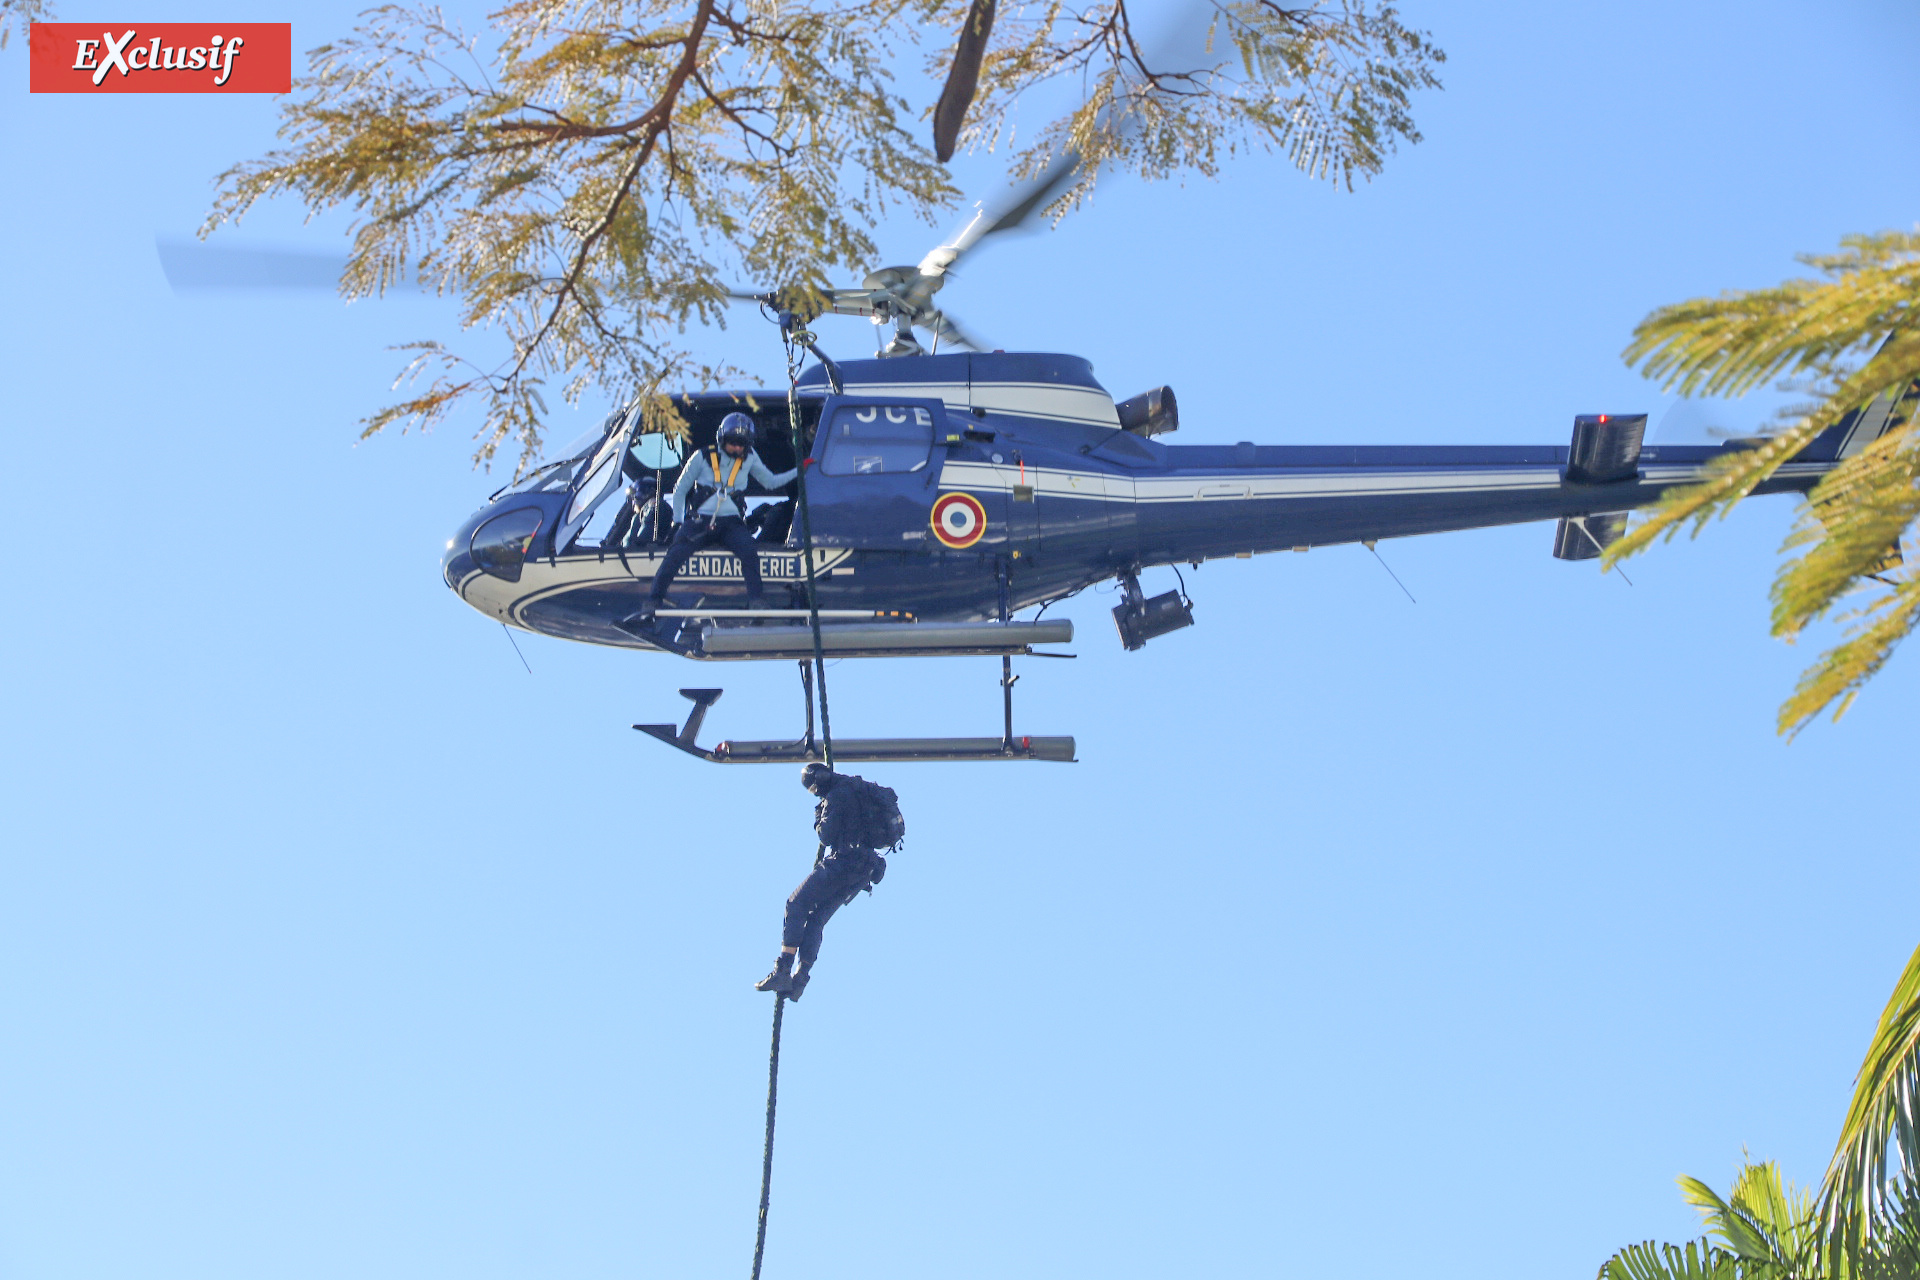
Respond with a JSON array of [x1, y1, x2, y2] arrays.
[[439, 181, 1900, 766]]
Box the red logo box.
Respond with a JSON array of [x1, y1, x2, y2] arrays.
[[30, 23, 291, 92]]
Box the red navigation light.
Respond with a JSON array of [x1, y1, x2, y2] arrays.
[[1598, 414, 1609, 423]]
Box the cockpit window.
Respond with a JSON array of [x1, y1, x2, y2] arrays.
[[491, 410, 626, 501], [471, 507, 544, 582], [821, 405, 935, 476], [496, 457, 583, 499]]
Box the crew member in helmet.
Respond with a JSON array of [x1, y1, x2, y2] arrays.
[[756, 763, 902, 1001], [604, 475, 664, 549], [635, 412, 797, 618]]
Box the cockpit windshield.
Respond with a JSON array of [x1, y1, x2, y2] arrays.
[[495, 456, 584, 499], [489, 408, 626, 500], [552, 418, 616, 462]]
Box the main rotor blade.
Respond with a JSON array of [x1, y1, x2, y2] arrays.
[[931, 0, 998, 162], [918, 3, 1216, 279], [917, 150, 1080, 279], [972, 149, 1082, 242], [922, 309, 987, 353], [156, 237, 347, 292]]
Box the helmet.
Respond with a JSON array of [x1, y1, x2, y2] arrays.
[[717, 412, 756, 452], [800, 762, 836, 793]]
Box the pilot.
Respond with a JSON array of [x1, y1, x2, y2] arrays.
[[756, 763, 903, 1001], [604, 476, 664, 549], [634, 413, 797, 618]]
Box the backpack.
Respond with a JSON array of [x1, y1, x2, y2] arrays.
[[839, 776, 906, 852]]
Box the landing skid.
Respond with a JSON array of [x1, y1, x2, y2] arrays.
[[626, 614, 1073, 662], [633, 661, 1077, 764]]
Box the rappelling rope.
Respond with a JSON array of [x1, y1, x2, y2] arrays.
[[749, 991, 786, 1280], [783, 323, 834, 770], [747, 322, 833, 1280]]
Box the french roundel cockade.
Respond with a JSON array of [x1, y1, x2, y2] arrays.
[[930, 492, 988, 549]]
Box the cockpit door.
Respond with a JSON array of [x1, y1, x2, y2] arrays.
[[551, 401, 643, 553], [802, 397, 950, 551]]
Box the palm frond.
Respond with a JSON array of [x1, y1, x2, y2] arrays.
[[1622, 232, 1920, 400], [1605, 232, 1920, 728], [1782, 415, 1919, 635], [1605, 414, 1833, 562], [1607, 233, 1920, 564], [1818, 944, 1920, 1261], [1599, 1239, 1745, 1280], [1681, 1162, 1821, 1277], [1685, 1174, 1789, 1265], [1855, 1179, 1920, 1280], [1773, 571, 1920, 734]]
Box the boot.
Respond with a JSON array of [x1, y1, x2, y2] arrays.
[[614, 599, 661, 639], [755, 952, 794, 994], [787, 960, 813, 1002]]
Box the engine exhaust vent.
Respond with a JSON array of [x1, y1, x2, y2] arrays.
[[1116, 386, 1179, 437]]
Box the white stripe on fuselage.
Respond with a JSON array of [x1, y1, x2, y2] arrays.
[[458, 546, 854, 626], [832, 379, 1122, 429], [937, 458, 1831, 502]]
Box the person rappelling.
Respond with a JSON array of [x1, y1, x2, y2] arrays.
[[633, 412, 797, 621], [757, 764, 906, 1000]]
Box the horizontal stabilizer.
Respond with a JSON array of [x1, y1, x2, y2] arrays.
[[1566, 414, 1647, 485], [1553, 512, 1627, 561]]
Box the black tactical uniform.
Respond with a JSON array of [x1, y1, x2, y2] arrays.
[[757, 764, 897, 1000]]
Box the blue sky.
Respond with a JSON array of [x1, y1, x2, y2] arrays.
[[3, 2, 1917, 1278]]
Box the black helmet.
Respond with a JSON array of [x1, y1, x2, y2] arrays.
[[800, 762, 836, 793], [717, 412, 756, 452]]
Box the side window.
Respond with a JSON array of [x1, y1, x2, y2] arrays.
[[471, 507, 544, 582], [821, 404, 935, 476]]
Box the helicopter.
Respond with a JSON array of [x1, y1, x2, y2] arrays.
[[433, 158, 1901, 766]]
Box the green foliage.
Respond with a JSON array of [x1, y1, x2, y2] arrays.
[[208, 0, 1442, 470], [1603, 231, 1920, 735], [1600, 1239, 1744, 1280], [1817, 944, 1920, 1269], [1692, 1164, 1824, 1275], [1598, 1163, 1821, 1280], [1601, 948, 1920, 1280], [948, 0, 1444, 209]]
